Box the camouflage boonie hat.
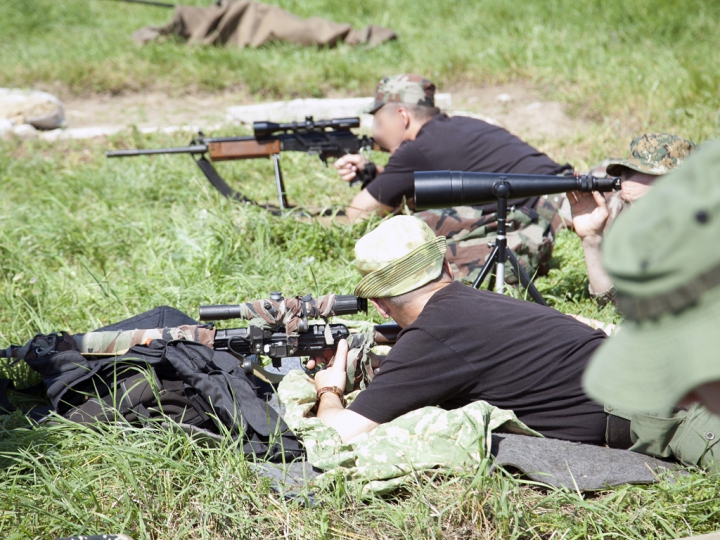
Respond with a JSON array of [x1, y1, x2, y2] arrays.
[[364, 74, 436, 114], [583, 139, 720, 414], [606, 133, 696, 177], [354, 216, 446, 298]]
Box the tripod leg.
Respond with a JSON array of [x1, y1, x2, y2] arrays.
[[507, 250, 547, 306], [471, 245, 499, 289], [495, 260, 506, 294]]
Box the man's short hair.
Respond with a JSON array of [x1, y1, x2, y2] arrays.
[[380, 263, 451, 308], [384, 102, 441, 121]]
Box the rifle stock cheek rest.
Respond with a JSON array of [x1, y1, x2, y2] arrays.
[[209, 139, 281, 161]]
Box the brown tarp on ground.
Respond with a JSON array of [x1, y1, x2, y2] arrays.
[[133, 0, 397, 48]]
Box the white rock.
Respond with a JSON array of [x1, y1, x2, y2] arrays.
[[451, 110, 503, 127], [496, 93, 512, 103], [40, 125, 123, 141], [0, 88, 65, 130], [0, 118, 12, 140], [435, 93, 452, 110], [11, 123, 39, 140], [226, 94, 452, 129]]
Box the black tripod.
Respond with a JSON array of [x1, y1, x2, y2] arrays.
[[470, 181, 547, 306]]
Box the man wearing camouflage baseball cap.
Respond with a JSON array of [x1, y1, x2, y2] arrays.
[[334, 74, 571, 223], [569, 133, 696, 305], [311, 215, 611, 444], [581, 139, 720, 470]]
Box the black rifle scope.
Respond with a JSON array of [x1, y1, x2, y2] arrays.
[[414, 171, 621, 210], [254, 116, 360, 138]]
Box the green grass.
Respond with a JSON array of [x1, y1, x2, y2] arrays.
[[0, 118, 709, 540], [1, 0, 720, 140], [2, 0, 720, 538]]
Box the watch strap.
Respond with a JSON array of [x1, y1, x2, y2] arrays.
[[317, 386, 344, 402]]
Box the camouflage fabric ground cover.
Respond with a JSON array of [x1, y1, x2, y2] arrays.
[[277, 370, 539, 496]]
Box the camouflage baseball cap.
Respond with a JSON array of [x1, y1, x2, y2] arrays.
[[583, 139, 720, 413], [605, 133, 696, 177], [364, 74, 436, 114], [354, 216, 446, 298]]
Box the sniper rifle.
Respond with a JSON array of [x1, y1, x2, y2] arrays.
[[1, 293, 400, 383], [106, 116, 381, 214]]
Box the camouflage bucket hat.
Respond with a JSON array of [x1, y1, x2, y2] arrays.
[[364, 74, 436, 114], [605, 133, 696, 177], [583, 139, 720, 414], [354, 216, 447, 298]]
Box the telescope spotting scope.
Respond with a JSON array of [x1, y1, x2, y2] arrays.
[[414, 171, 621, 210]]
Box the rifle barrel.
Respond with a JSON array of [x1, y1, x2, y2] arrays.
[[106, 145, 209, 158]]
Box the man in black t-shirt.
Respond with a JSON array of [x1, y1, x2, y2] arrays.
[[334, 74, 571, 282], [310, 215, 608, 444], [335, 74, 570, 221]]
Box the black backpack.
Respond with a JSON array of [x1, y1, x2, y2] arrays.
[[5, 307, 303, 462]]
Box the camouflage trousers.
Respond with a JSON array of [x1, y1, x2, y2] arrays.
[[415, 197, 563, 285]]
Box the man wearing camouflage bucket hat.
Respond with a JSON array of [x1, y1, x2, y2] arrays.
[[581, 139, 720, 471], [569, 133, 696, 305], [311, 215, 613, 444], [334, 73, 572, 286]]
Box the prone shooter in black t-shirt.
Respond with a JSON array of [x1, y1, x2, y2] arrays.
[[309, 215, 610, 445], [334, 74, 572, 283]]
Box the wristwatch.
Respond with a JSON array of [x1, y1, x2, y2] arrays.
[[316, 386, 344, 402]]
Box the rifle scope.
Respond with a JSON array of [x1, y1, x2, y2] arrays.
[[414, 171, 621, 210], [254, 116, 360, 138], [198, 294, 368, 322]]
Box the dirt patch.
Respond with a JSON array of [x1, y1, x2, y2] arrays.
[[446, 83, 593, 140], [60, 83, 592, 140], [62, 89, 252, 129]]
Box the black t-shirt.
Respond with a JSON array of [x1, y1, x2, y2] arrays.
[[366, 114, 570, 212], [348, 282, 608, 443]]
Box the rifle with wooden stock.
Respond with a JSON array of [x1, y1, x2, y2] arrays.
[[106, 116, 381, 214]]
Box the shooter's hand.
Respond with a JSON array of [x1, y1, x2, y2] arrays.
[[305, 345, 333, 370], [312, 339, 349, 393], [334, 154, 366, 183], [567, 190, 609, 240]]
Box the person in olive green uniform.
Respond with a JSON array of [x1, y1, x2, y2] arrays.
[[584, 139, 720, 471]]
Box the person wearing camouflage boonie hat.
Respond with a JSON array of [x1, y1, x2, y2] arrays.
[[353, 215, 446, 298], [363, 74, 436, 114], [605, 133, 696, 177], [580, 139, 720, 471], [309, 215, 616, 448], [568, 133, 696, 305]]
